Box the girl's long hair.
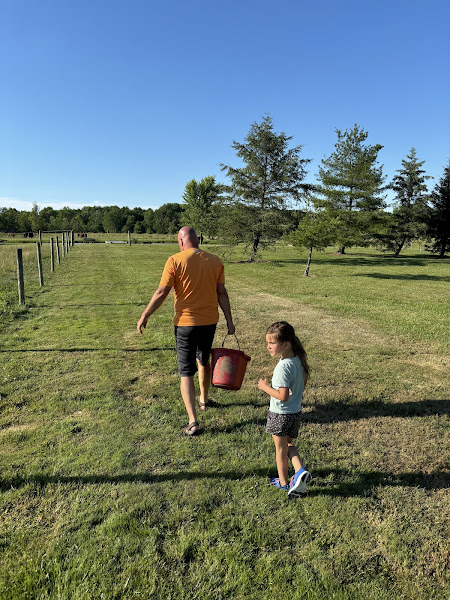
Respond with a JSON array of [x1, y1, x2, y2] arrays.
[[266, 321, 310, 385]]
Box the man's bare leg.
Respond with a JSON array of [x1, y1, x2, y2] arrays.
[[197, 360, 211, 410], [180, 376, 198, 431]]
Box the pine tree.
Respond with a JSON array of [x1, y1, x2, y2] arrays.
[[288, 209, 337, 276], [316, 124, 387, 254], [426, 162, 450, 257], [182, 176, 222, 240], [388, 148, 430, 257], [220, 115, 311, 261]]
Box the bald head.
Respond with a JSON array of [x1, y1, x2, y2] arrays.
[[178, 227, 199, 250]]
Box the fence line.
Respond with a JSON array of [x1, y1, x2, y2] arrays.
[[13, 231, 75, 306]]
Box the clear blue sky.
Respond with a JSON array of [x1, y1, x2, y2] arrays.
[[1, 0, 449, 212]]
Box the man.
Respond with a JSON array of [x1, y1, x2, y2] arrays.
[[137, 227, 235, 435]]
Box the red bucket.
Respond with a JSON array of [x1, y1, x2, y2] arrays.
[[211, 335, 251, 391]]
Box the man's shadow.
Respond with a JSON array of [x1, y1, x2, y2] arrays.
[[301, 398, 450, 424], [1, 467, 448, 497]]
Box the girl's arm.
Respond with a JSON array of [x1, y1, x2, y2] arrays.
[[258, 379, 290, 402]]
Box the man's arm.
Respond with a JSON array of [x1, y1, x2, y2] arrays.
[[217, 282, 235, 335], [137, 286, 171, 334]]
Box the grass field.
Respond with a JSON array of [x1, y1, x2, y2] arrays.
[[0, 241, 449, 599]]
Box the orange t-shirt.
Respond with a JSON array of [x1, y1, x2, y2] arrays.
[[159, 248, 225, 326]]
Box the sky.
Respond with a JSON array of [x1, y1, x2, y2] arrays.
[[1, 0, 449, 212]]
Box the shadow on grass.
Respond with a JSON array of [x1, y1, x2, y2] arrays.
[[305, 468, 450, 496], [0, 347, 176, 353], [205, 417, 268, 434], [38, 302, 143, 308], [269, 254, 444, 268], [1, 468, 448, 496], [352, 273, 450, 282], [302, 399, 450, 423]]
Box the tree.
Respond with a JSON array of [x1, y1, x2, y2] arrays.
[[143, 208, 155, 233], [103, 206, 124, 233], [0, 208, 20, 232], [153, 203, 183, 234], [385, 148, 430, 257], [30, 203, 43, 232], [288, 209, 337, 276], [316, 124, 387, 254], [426, 162, 450, 257], [220, 115, 312, 261], [134, 220, 145, 234], [182, 175, 222, 239], [39, 207, 58, 230]]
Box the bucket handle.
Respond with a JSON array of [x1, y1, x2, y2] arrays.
[[221, 334, 241, 351]]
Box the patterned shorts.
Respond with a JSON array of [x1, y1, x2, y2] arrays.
[[266, 411, 302, 438]]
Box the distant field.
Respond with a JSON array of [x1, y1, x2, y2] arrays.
[[0, 241, 448, 599], [0, 232, 178, 244]]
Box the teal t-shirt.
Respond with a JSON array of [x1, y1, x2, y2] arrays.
[[269, 356, 304, 414]]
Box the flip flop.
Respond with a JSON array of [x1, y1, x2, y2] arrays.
[[199, 400, 209, 411], [183, 421, 200, 436]]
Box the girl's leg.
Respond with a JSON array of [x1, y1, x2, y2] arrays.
[[287, 437, 302, 473], [272, 435, 290, 487]]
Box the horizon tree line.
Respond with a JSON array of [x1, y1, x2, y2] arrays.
[[1, 117, 449, 264]]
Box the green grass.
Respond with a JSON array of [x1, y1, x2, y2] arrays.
[[0, 242, 449, 599]]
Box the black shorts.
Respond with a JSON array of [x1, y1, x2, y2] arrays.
[[266, 411, 302, 438], [174, 324, 217, 377]]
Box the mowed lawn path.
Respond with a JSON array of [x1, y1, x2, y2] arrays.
[[1, 243, 449, 599]]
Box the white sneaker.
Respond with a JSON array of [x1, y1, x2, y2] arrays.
[[288, 469, 311, 496]]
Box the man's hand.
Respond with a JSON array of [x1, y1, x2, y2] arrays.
[[137, 315, 148, 334], [137, 286, 171, 335], [227, 322, 236, 335]]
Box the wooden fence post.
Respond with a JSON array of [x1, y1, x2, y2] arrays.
[[36, 242, 44, 286], [62, 232, 66, 257], [39, 230, 42, 244], [16, 249, 25, 305], [50, 237, 55, 272], [71, 230, 74, 247], [56, 236, 61, 264], [128, 230, 131, 246]]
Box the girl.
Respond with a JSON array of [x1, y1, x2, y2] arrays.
[[258, 321, 311, 496]]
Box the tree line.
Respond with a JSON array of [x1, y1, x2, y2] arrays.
[[0, 202, 184, 237], [1, 116, 449, 266]]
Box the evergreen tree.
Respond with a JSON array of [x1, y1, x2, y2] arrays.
[[220, 115, 311, 261], [426, 162, 450, 257], [182, 175, 222, 240], [386, 148, 430, 257], [288, 209, 337, 276], [316, 124, 387, 254]]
